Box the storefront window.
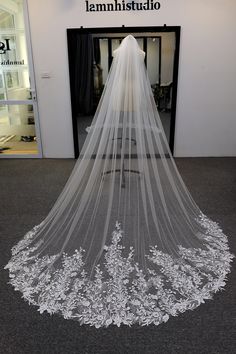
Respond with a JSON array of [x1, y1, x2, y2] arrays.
[[0, 0, 41, 156]]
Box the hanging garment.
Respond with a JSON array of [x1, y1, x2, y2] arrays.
[[4, 35, 234, 328]]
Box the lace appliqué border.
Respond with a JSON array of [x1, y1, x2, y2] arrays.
[[4, 213, 234, 328]]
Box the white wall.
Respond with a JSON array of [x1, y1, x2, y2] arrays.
[[27, 0, 236, 157]]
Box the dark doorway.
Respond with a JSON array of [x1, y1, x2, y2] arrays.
[[67, 26, 181, 158]]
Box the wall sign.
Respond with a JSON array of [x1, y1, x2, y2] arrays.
[[85, 0, 161, 12]]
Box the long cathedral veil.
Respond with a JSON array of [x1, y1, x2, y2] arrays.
[[5, 35, 234, 328]]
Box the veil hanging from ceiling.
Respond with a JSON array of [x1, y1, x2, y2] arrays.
[[5, 35, 234, 328]]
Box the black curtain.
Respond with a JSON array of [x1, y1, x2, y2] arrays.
[[93, 37, 101, 65], [68, 32, 94, 116]]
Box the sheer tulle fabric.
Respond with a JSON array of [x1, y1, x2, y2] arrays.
[[5, 35, 234, 328]]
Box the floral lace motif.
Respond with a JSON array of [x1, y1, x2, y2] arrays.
[[4, 214, 234, 328]]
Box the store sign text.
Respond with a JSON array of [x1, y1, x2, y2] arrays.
[[0, 39, 25, 66], [85, 0, 161, 12], [0, 39, 11, 54]]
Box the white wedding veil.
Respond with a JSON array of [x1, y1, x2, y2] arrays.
[[5, 35, 234, 328]]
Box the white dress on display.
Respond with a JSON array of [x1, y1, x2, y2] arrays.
[[5, 35, 234, 328]]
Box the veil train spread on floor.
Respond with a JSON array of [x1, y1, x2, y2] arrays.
[[5, 35, 234, 328]]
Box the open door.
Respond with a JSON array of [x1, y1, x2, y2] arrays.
[[67, 26, 180, 158]]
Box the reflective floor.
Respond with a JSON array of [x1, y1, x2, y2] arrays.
[[0, 135, 38, 155], [77, 111, 171, 153]]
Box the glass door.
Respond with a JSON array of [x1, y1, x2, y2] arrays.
[[0, 0, 42, 157]]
